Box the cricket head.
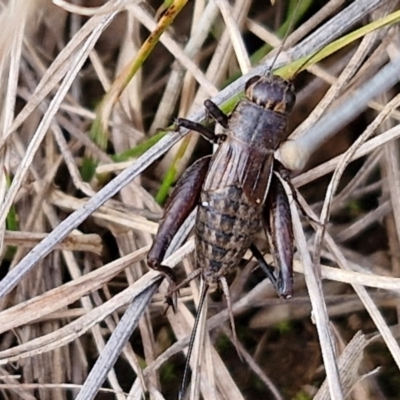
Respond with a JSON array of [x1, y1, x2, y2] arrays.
[[244, 74, 296, 115]]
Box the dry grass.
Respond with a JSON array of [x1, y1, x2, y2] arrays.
[[0, 0, 400, 399]]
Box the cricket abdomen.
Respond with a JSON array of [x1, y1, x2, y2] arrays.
[[195, 185, 261, 283]]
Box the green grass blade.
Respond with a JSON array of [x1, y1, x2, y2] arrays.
[[83, 0, 189, 181], [278, 9, 400, 78], [113, 130, 167, 162]]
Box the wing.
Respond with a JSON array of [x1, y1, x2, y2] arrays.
[[203, 137, 274, 207]]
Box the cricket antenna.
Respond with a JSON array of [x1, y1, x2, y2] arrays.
[[178, 282, 210, 400], [267, 0, 304, 75]]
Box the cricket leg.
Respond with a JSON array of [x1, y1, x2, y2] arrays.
[[204, 99, 229, 128], [175, 100, 228, 143], [220, 277, 242, 361], [262, 174, 294, 299], [249, 243, 279, 294], [175, 118, 225, 144], [274, 161, 320, 225], [147, 156, 211, 307], [166, 268, 202, 295]]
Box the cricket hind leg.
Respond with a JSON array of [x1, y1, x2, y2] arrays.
[[262, 173, 294, 299], [147, 156, 211, 309], [165, 268, 202, 302], [250, 243, 280, 294], [274, 161, 320, 225], [219, 277, 243, 361]]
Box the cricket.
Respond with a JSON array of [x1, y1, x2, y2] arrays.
[[147, 73, 296, 302]]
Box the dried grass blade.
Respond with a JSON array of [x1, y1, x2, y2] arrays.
[[324, 233, 400, 378], [0, 0, 127, 151], [96, 0, 188, 134], [287, 186, 343, 399], [215, 0, 251, 74], [315, 331, 368, 400], [296, 193, 400, 393], [0, 0, 34, 257], [293, 124, 400, 188], [314, 93, 400, 264], [279, 54, 400, 171], [0, 246, 149, 333], [75, 276, 163, 400], [0, 10, 118, 225], [149, 0, 220, 132], [188, 281, 208, 400], [0, 271, 162, 366], [4, 231, 102, 253]]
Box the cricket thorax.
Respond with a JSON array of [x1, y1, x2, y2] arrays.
[[195, 186, 261, 284], [228, 101, 289, 149], [226, 74, 295, 149]]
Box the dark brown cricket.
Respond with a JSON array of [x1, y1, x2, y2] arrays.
[[148, 73, 295, 297]]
